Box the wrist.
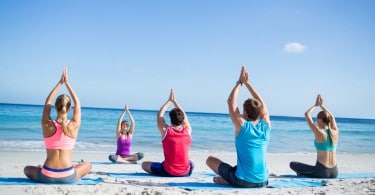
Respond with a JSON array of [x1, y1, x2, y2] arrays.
[[236, 80, 243, 86]]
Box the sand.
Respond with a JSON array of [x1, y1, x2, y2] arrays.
[[0, 151, 374, 195]]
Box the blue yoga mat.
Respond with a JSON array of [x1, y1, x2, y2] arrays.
[[336, 173, 375, 179], [0, 177, 103, 185], [90, 162, 116, 165], [268, 179, 325, 188], [74, 161, 139, 165], [168, 179, 325, 190], [280, 173, 375, 179], [73, 160, 116, 165], [107, 172, 216, 178], [107, 172, 152, 178], [168, 182, 236, 190]]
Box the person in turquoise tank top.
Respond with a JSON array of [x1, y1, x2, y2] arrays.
[[206, 66, 271, 188], [290, 94, 339, 178]]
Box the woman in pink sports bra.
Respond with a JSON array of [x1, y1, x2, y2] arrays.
[[23, 68, 91, 184], [108, 104, 144, 164]]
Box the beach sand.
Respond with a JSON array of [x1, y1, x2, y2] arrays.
[[0, 151, 374, 194]]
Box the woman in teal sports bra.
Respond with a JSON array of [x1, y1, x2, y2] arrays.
[[290, 94, 339, 178]]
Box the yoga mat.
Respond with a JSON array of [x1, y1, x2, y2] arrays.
[[0, 177, 103, 185], [90, 162, 117, 165], [280, 173, 375, 179], [107, 172, 152, 178], [73, 160, 115, 165], [336, 173, 375, 179], [107, 172, 216, 178], [168, 179, 325, 190], [268, 179, 326, 188], [73, 161, 139, 165], [168, 182, 235, 191]]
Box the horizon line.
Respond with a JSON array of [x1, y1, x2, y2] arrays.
[[1, 102, 374, 121]]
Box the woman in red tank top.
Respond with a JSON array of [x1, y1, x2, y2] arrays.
[[141, 89, 194, 177]]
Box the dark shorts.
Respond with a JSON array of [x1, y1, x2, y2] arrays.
[[36, 169, 77, 184], [218, 162, 268, 188], [150, 161, 194, 177], [290, 161, 338, 178]]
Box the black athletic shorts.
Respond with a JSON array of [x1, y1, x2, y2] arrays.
[[218, 162, 268, 188]]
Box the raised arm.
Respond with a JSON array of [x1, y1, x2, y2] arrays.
[[157, 91, 172, 137], [319, 96, 338, 132], [116, 105, 127, 138], [64, 68, 81, 136], [41, 69, 65, 134], [157, 89, 178, 137], [170, 89, 192, 133], [227, 78, 243, 133], [305, 95, 324, 139], [241, 67, 271, 128], [126, 105, 135, 135]]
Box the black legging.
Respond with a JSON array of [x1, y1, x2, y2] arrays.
[[290, 161, 338, 178]]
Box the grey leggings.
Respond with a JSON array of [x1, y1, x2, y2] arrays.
[[290, 161, 338, 178]]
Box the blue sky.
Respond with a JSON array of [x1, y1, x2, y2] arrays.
[[0, 1, 374, 119]]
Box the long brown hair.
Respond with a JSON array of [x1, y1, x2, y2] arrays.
[[55, 94, 71, 135], [317, 111, 338, 144]]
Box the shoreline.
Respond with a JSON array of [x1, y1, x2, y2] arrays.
[[1, 140, 374, 155], [1, 151, 375, 194]]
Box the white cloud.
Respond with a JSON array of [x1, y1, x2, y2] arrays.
[[284, 42, 306, 53]]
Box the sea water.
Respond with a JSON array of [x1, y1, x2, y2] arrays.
[[0, 103, 374, 154]]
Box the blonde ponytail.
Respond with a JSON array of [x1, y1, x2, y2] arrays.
[[61, 120, 69, 135], [55, 94, 71, 135]]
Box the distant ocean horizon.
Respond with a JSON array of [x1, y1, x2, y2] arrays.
[[1, 103, 374, 154]]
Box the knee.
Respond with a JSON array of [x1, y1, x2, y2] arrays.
[[141, 162, 149, 172], [206, 155, 220, 169], [206, 155, 217, 165], [108, 154, 118, 163], [142, 162, 153, 174], [23, 166, 37, 180], [86, 162, 92, 171], [23, 166, 34, 174], [289, 161, 297, 169], [23, 166, 29, 175], [206, 156, 213, 165], [136, 152, 144, 160]]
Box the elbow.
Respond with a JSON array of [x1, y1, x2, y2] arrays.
[[227, 97, 232, 104], [304, 112, 312, 120]]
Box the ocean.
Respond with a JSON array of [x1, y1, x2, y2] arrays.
[[0, 103, 374, 154]]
